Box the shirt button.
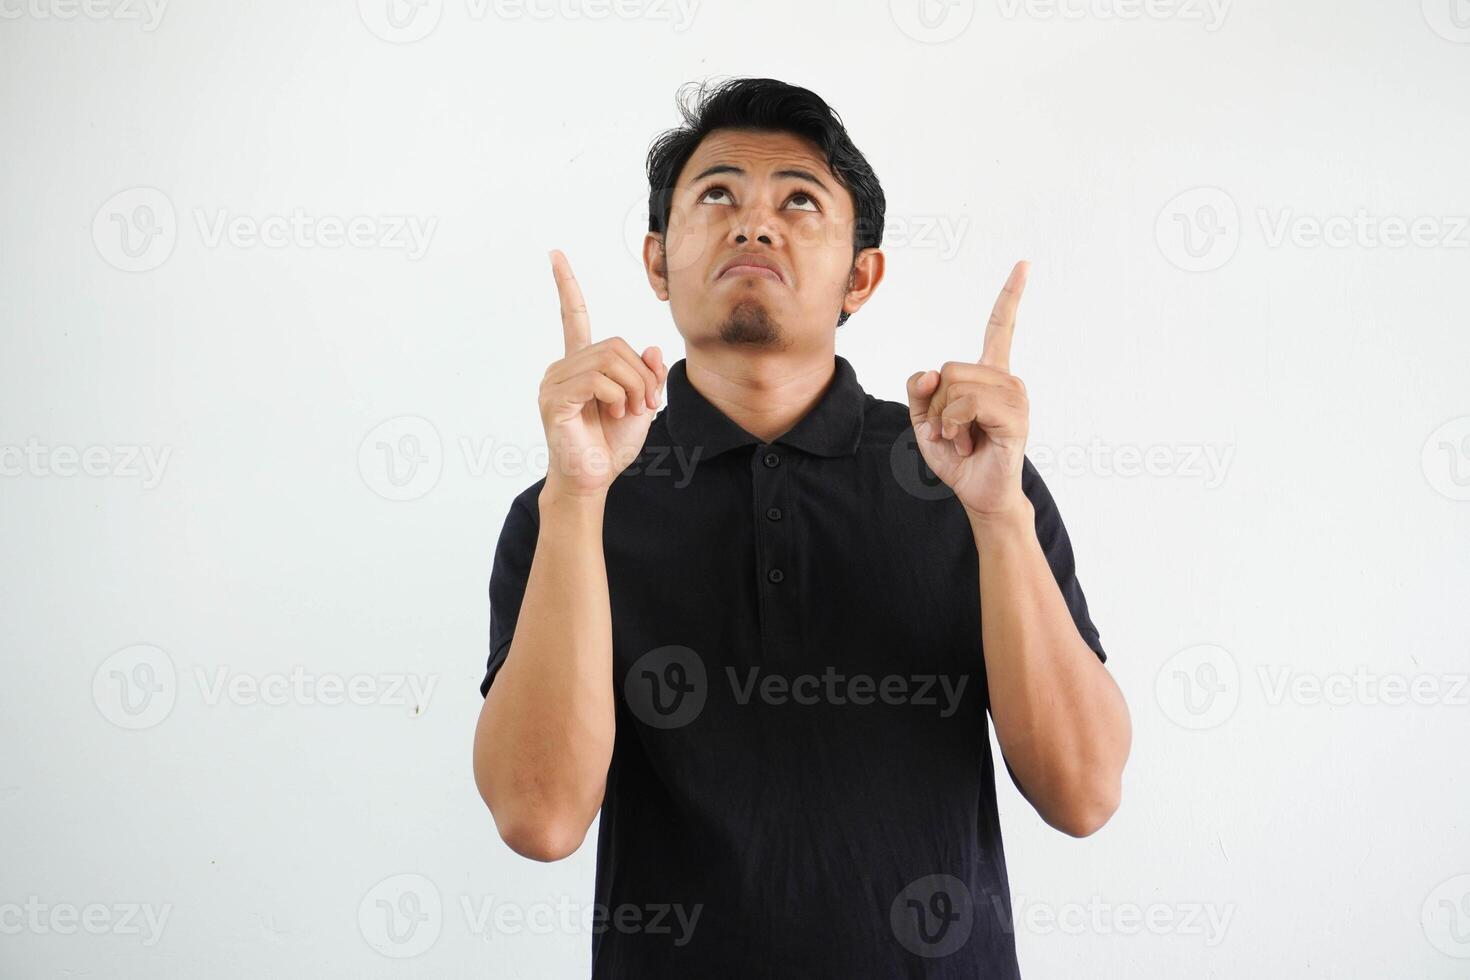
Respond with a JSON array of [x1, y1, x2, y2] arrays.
[[767, 568, 785, 584], [763, 452, 781, 468], [766, 506, 783, 521]]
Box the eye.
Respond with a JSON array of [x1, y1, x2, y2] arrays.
[[696, 184, 821, 212], [698, 185, 735, 206], [786, 192, 819, 213]]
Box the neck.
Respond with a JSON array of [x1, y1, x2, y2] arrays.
[[683, 347, 837, 445]]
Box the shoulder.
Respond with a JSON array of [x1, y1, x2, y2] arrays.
[[856, 393, 915, 450], [502, 477, 547, 531]]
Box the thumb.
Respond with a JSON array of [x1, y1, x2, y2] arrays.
[[906, 369, 939, 431], [642, 346, 668, 401]]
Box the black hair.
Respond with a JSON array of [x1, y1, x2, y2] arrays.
[[644, 77, 885, 327]]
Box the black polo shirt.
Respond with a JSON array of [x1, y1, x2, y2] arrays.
[[482, 353, 1106, 979]]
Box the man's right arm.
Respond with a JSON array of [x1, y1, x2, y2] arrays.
[[472, 248, 666, 862], [472, 485, 614, 862]]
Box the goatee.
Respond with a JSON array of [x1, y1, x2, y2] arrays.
[[717, 299, 789, 349]]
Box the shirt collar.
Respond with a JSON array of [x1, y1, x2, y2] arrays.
[[664, 354, 867, 460]]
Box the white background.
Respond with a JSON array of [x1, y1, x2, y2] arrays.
[[2, 0, 1469, 976]]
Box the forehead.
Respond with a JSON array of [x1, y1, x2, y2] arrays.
[[677, 128, 835, 185]]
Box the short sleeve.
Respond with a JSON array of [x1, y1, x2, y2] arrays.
[[481, 486, 542, 698], [1021, 456, 1107, 664]]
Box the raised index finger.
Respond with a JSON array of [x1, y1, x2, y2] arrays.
[[550, 249, 591, 355], [980, 259, 1029, 372]]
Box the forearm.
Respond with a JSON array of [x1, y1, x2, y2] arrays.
[[971, 501, 1130, 837], [474, 485, 616, 859]]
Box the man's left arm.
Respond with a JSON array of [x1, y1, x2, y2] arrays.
[[906, 258, 1131, 838], [969, 493, 1129, 838]]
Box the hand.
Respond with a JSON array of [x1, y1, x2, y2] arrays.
[[539, 249, 668, 497], [906, 260, 1032, 521]]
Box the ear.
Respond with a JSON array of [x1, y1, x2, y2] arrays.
[[841, 247, 885, 317], [642, 232, 670, 302]]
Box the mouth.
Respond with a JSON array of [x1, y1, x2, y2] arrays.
[[718, 263, 784, 284]]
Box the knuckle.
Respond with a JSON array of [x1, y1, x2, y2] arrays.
[[540, 362, 565, 387]]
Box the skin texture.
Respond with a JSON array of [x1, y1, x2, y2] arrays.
[[472, 127, 1131, 862]]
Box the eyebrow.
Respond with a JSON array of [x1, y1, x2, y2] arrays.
[[689, 164, 832, 196]]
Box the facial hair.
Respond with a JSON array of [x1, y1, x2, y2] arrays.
[[717, 298, 789, 350]]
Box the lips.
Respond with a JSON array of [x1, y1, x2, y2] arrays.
[[717, 255, 785, 284]]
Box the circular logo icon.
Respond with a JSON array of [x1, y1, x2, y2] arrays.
[[1422, 0, 1470, 42], [890, 0, 976, 43], [93, 644, 178, 730], [1154, 643, 1239, 730], [1155, 187, 1239, 272], [890, 426, 955, 501], [623, 645, 707, 729], [1423, 873, 1470, 958], [890, 874, 974, 958], [359, 416, 443, 502], [1422, 415, 1470, 501], [358, 0, 443, 43], [623, 192, 656, 270], [625, 188, 720, 280], [359, 873, 442, 958], [93, 187, 177, 273]]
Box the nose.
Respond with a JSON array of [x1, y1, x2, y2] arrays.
[[728, 199, 780, 248]]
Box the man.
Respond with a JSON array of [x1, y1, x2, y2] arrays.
[[473, 77, 1130, 978]]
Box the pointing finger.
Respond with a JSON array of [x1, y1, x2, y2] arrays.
[[980, 259, 1029, 373], [551, 249, 592, 355]]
